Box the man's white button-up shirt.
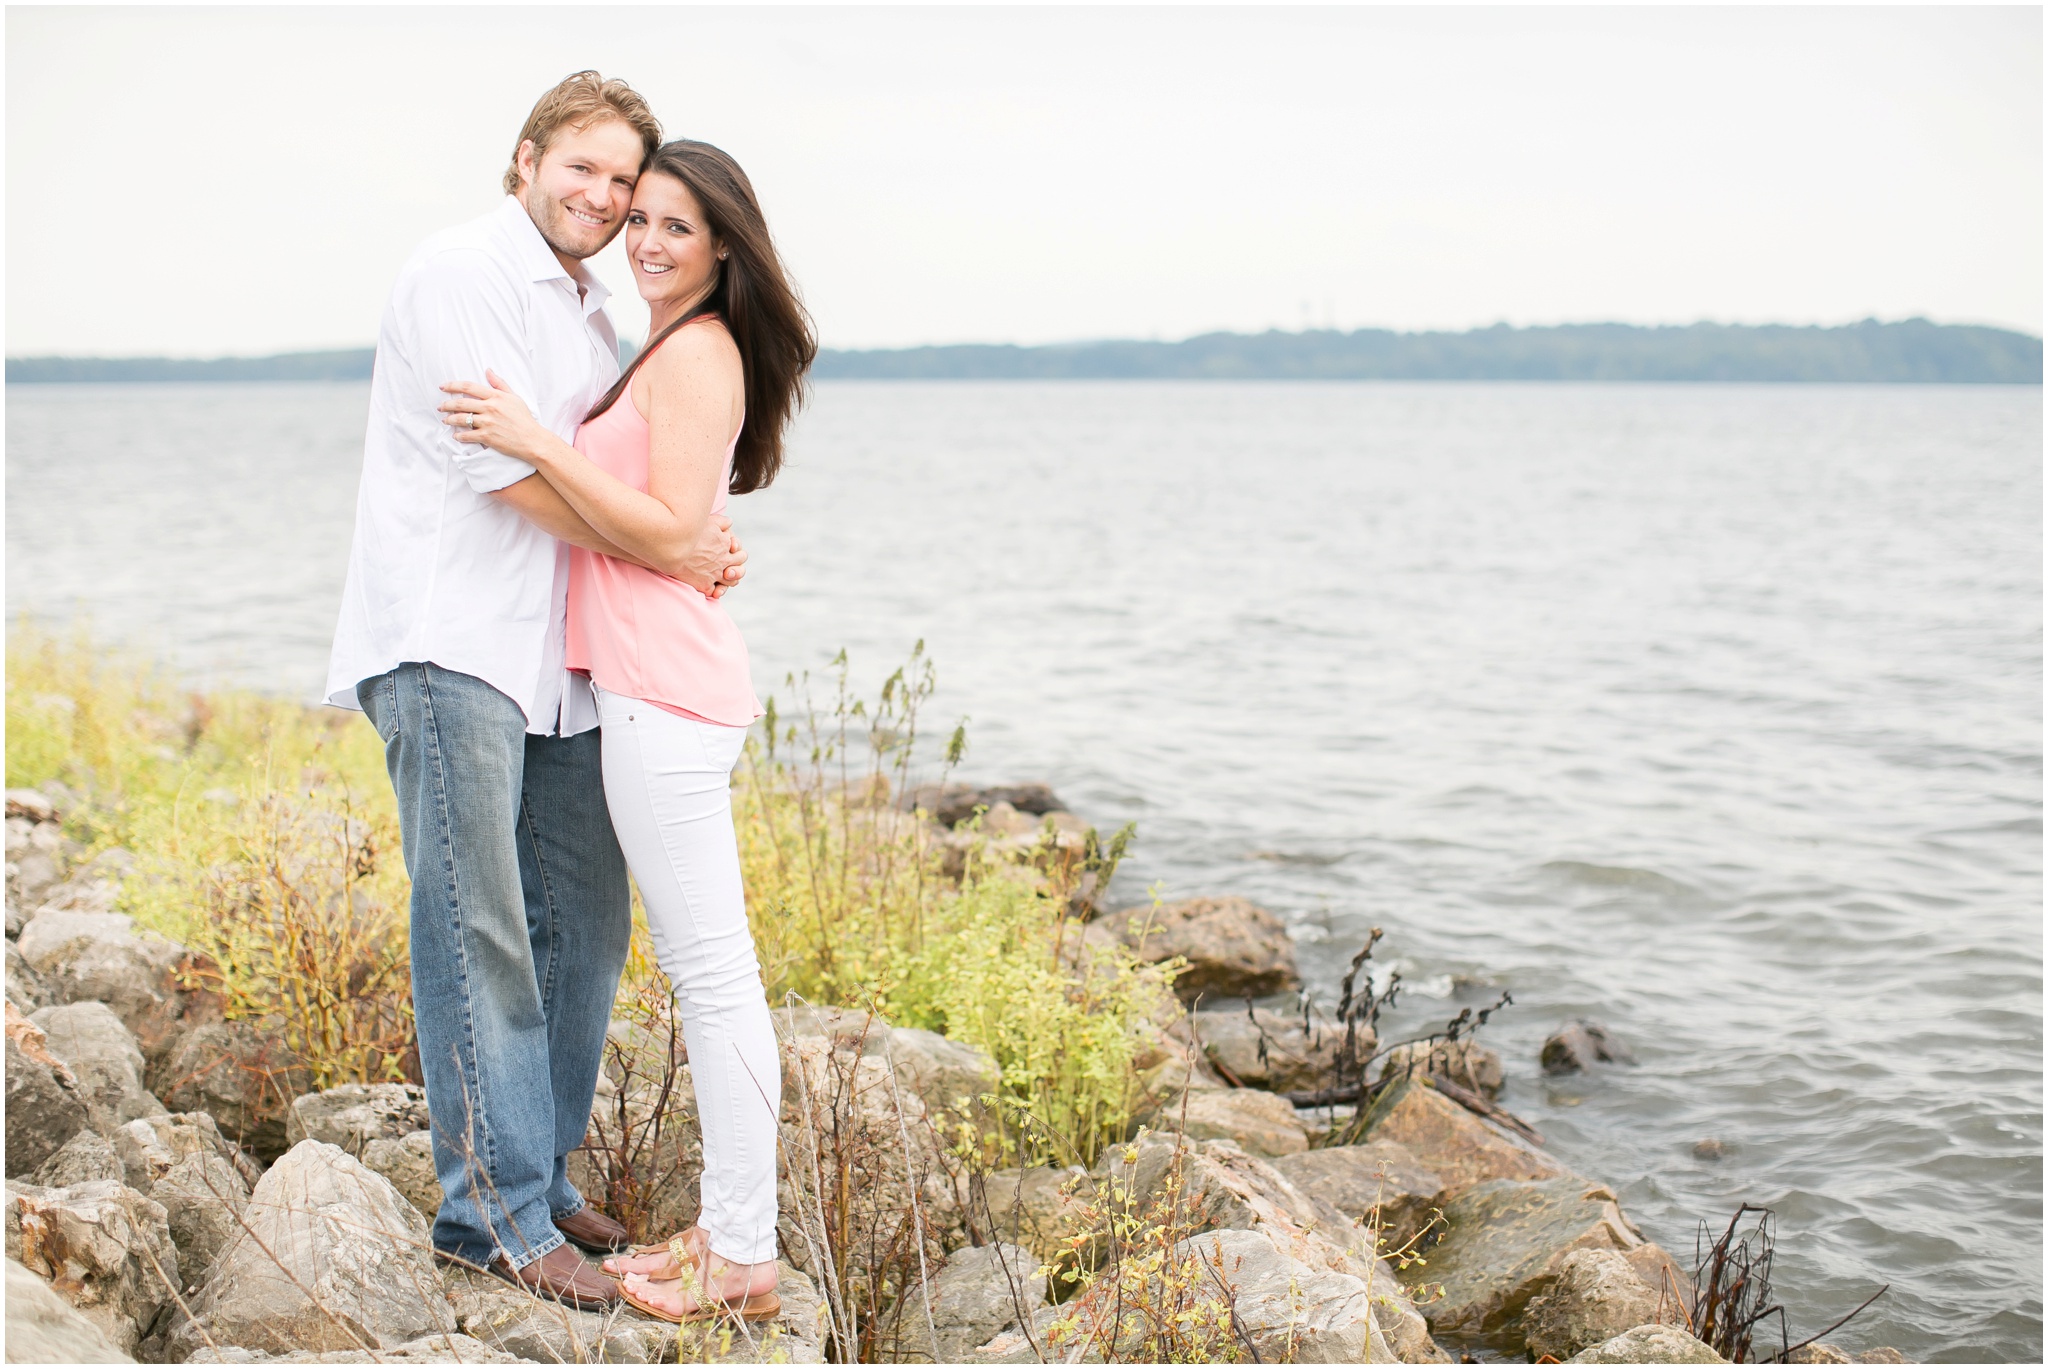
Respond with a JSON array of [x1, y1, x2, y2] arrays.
[[326, 197, 619, 735]]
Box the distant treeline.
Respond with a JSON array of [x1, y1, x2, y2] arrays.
[[8, 318, 2040, 384]]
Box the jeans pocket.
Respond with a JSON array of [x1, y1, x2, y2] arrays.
[[357, 671, 399, 744]]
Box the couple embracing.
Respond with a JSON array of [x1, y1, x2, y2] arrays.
[[325, 72, 810, 1320]]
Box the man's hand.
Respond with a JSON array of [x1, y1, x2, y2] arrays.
[[687, 517, 747, 599]]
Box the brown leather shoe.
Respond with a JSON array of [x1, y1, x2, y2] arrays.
[[489, 1244, 618, 1310], [554, 1205, 630, 1255]]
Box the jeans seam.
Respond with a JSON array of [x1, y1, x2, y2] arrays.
[[517, 785, 565, 1017], [420, 665, 493, 1182]]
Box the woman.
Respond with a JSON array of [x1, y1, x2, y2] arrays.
[[439, 138, 815, 1323]]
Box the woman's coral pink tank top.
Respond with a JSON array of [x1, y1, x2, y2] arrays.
[[564, 365, 762, 728]]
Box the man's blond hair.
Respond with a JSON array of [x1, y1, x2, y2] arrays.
[[503, 71, 661, 196]]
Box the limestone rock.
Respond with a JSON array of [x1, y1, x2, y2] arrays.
[[31, 1131, 126, 1189], [1272, 1140, 1446, 1252], [4, 1179, 179, 1355], [900, 782, 1065, 827], [1091, 897, 1300, 1004], [1158, 1087, 1310, 1157], [148, 1016, 305, 1159], [447, 1265, 672, 1363], [1522, 1248, 1675, 1361], [5, 790, 60, 825], [1568, 1323, 1726, 1362], [1361, 1074, 1570, 1197], [1409, 1178, 1646, 1350], [5, 1254, 136, 1363], [1542, 1021, 1636, 1075], [167, 1139, 456, 1358], [285, 1082, 432, 1155], [185, 1333, 524, 1364], [1193, 1006, 1355, 1092], [897, 1242, 1047, 1363], [5, 1019, 90, 1176], [7, 938, 52, 1013], [16, 907, 186, 1039], [8, 850, 63, 924], [1784, 1344, 1911, 1364], [977, 1166, 1099, 1265], [114, 1114, 254, 1288], [31, 1002, 166, 1135], [1377, 1040, 1505, 1100], [361, 1131, 442, 1222], [885, 1026, 1000, 1139]]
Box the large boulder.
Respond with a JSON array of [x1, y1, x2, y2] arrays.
[[31, 1002, 166, 1136], [1407, 1178, 1652, 1351], [884, 1026, 1001, 1139], [15, 900, 185, 1038], [1568, 1323, 1726, 1363], [446, 1265, 671, 1363], [184, 1333, 524, 1364], [1522, 1248, 1677, 1361], [1090, 897, 1300, 1004], [31, 1131, 126, 1189], [6, 1009, 91, 1176], [166, 1140, 456, 1358], [976, 1166, 1099, 1266], [1360, 1074, 1570, 1197], [1193, 1006, 1355, 1092], [1157, 1088, 1310, 1157], [360, 1131, 442, 1222], [285, 1083, 432, 1155], [148, 1016, 306, 1160], [5, 1254, 136, 1363], [1542, 1020, 1636, 1076], [1272, 1140, 1446, 1252], [1376, 1041, 1505, 1100], [113, 1114, 255, 1290], [896, 1242, 1047, 1363], [4, 1179, 179, 1355]]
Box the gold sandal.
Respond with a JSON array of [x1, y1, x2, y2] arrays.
[[617, 1232, 779, 1325]]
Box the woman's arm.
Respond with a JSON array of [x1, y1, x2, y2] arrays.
[[439, 330, 746, 592]]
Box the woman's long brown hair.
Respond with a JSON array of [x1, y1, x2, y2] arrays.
[[585, 140, 817, 494]]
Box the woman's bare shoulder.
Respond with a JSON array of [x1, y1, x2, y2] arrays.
[[646, 316, 742, 378]]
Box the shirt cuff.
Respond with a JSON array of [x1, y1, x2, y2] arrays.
[[456, 447, 540, 494]]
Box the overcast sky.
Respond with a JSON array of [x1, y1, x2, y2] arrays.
[[6, 5, 2040, 356]]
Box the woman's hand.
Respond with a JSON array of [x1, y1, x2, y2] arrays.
[[439, 371, 554, 465]]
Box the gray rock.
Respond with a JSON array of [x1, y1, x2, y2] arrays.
[[899, 782, 1065, 827], [31, 1131, 126, 1189], [1541, 1021, 1637, 1076], [284, 1082, 432, 1155], [977, 1166, 1099, 1266], [1523, 1248, 1674, 1361], [7, 938, 52, 1013], [5, 1254, 136, 1363], [1360, 1074, 1570, 1198], [4, 1179, 179, 1355], [1408, 1178, 1648, 1351], [5, 790, 60, 825], [1090, 897, 1300, 1004], [166, 1139, 456, 1358], [885, 1026, 1000, 1134], [360, 1131, 442, 1222], [149, 1017, 305, 1159], [5, 1021, 91, 1176], [1568, 1323, 1727, 1363], [1158, 1088, 1311, 1158], [186, 1333, 525, 1364], [1193, 1006, 1354, 1093], [446, 1265, 673, 1362], [114, 1115, 254, 1289], [897, 1242, 1046, 1363], [1376, 1040, 1505, 1100], [1186, 1226, 1398, 1361], [9, 850, 62, 919], [31, 1002, 166, 1136], [670, 1262, 829, 1363], [16, 909, 184, 1038], [1272, 1140, 1446, 1253]]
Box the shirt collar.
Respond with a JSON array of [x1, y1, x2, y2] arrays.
[[497, 196, 612, 313]]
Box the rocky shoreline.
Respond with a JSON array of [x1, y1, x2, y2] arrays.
[[6, 783, 1901, 1365]]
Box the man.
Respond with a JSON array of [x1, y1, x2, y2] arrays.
[[326, 72, 740, 1308]]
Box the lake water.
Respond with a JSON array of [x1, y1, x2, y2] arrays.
[[7, 380, 2041, 1361]]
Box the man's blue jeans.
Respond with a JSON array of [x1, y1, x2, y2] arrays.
[[359, 663, 631, 1270]]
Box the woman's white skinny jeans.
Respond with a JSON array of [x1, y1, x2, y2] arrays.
[[596, 687, 780, 1266]]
